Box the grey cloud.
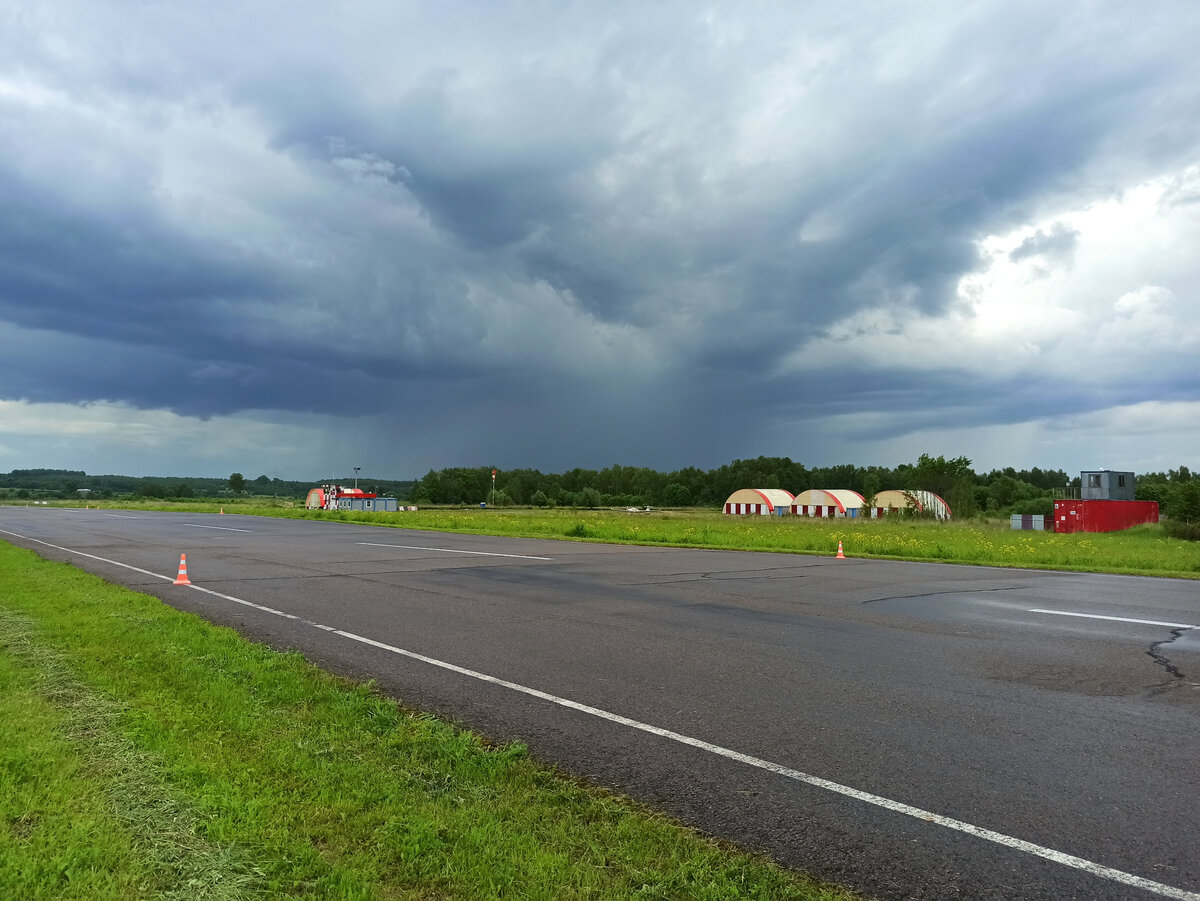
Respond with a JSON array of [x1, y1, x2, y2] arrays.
[[2, 1, 1199, 475], [1010, 223, 1080, 262], [0, 176, 283, 344]]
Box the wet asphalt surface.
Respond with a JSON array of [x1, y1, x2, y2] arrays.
[[2, 507, 1198, 900]]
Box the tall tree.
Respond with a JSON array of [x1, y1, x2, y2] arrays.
[[908, 454, 977, 517]]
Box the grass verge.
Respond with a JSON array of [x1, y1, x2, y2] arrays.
[[0, 540, 857, 901]]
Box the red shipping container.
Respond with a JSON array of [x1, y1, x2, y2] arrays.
[[1053, 500, 1159, 533]]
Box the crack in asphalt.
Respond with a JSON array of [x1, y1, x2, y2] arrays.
[[1147, 628, 1190, 682], [628, 564, 825, 585], [860, 585, 1023, 605]]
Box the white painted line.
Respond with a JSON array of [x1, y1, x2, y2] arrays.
[[358, 541, 552, 561], [0, 529, 179, 582], [102, 513, 144, 519], [1029, 609, 1198, 631], [184, 523, 254, 533], [2, 526, 1197, 901]]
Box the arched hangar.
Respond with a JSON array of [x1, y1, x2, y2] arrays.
[[865, 489, 951, 520], [792, 488, 867, 518], [723, 488, 796, 515]]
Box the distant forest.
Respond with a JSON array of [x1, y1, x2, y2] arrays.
[[0, 470, 412, 504], [3, 457, 1197, 522]]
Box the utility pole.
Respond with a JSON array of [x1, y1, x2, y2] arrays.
[[354, 467, 361, 489]]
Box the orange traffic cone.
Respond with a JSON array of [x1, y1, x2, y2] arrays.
[[835, 540, 846, 559], [219, 507, 225, 514], [173, 554, 192, 585]]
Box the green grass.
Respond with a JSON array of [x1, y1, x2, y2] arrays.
[[0, 541, 856, 901], [361, 510, 1200, 577], [41, 499, 1199, 579]]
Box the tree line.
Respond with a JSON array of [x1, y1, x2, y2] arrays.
[[3, 460, 1197, 531], [0, 470, 413, 502], [408, 457, 1198, 534], [408, 454, 1083, 518]]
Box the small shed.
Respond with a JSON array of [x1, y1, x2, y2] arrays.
[[306, 484, 398, 512], [337, 496, 399, 512], [723, 488, 796, 515], [1011, 514, 1049, 531], [1081, 471, 1135, 501]]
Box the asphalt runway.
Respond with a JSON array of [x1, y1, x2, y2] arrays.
[[2, 507, 1198, 900]]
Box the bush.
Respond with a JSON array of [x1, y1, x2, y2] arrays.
[[1165, 481, 1200, 523], [577, 487, 602, 508], [1011, 496, 1054, 516], [1164, 519, 1200, 541], [662, 482, 692, 506], [1161, 481, 1200, 540]]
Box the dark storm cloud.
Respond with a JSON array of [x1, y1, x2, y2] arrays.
[[0, 175, 281, 343], [2, 1, 1199, 474]]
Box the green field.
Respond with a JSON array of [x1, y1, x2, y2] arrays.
[[0, 540, 856, 900], [34, 499, 1199, 579], [323, 508, 1199, 577]]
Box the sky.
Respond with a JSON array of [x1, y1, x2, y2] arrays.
[[2, 1, 1199, 482]]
